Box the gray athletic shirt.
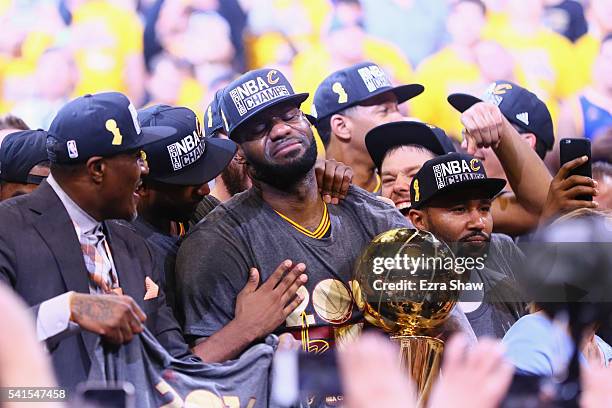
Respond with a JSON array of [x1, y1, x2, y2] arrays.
[[175, 185, 409, 347], [461, 233, 527, 338]]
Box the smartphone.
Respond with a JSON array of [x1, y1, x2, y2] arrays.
[[559, 138, 592, 201], [75, 382, 135, 408], [272, 349, 343, 407]]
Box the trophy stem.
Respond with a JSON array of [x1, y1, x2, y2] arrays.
[[390, 335, 444, 408]]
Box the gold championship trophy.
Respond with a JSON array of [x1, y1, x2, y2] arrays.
[[353, 228, 462, 407]]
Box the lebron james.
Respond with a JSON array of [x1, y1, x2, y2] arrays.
[[176, 69, 409, 372]]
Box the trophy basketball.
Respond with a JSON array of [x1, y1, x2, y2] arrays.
[[352, 228, 462, 407]]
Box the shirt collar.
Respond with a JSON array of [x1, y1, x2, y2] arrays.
[[47, 173, 101, 235]]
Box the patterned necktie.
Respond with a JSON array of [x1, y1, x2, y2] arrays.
[[79, 224, 117, 294]]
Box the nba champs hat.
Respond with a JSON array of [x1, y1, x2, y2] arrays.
[[311, 62, 424, 123], [219, 68, 309, 139], [410, 152, 506, 210], [365, 121, 456, 170], [447, 81, 554, 150], [47, 92, 176, 163], [138, 105, 237, 186]]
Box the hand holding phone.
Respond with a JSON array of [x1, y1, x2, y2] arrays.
[[540, 140, 598, 221], [559, 138, 593, 201]]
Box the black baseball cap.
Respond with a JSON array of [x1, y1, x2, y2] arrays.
[[203, 89, 225, 138], [410, 152, 506, 210], [310, 62, 424, 124], [219, 68, 308, 139], [447, 81, 554, 150], [0, 129, 48, 184], [137, 105, 237, 186], [47, 92, 176, 163], [365, 121, 457, 170]]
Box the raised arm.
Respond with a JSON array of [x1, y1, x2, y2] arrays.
[[461, 102, 553, 233]]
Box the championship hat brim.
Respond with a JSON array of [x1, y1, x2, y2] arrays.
[[447, 93, 483, 113], [411, 177, 506, 210], [391, 84, 425, 105], [229, 92, 309, 139], [365, 121, 449, 170], [131, 125, 178, 150], [149, 137, 237, 186]]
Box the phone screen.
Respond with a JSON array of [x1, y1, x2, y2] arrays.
[[559, 138, 592, 201]]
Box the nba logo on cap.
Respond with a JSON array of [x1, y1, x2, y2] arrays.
[[67, 140, 78, 159]]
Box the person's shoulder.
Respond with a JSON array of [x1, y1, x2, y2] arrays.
[[503, 313, 553, 350], [343, 185, 396, 211], [490, 233, 524, 261], [491, 233, 515, 245], [0, 194, 33, 224], [491, 233, 522, 253], [186, 189, 262, 239]]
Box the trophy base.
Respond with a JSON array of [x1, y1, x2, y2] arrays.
[[390, 335, 444, 408]]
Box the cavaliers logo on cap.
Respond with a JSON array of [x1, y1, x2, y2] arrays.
[[332, 82, 348, 103], [491, 83, 512, 95], [267, 70, 279, 85], [484, 82, 512, 107], [229, 72, 290, 116], [470, 159, 481, 172]]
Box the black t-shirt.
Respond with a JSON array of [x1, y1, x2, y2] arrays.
[[175, 185, 409, 349]]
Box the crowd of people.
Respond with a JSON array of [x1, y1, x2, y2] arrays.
[[1, 0, 612, 407], [1, 0, 611, 142]]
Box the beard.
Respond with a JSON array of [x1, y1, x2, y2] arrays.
[[221, 159, 251, 197], [246, 136, 318, 190], [455, 231, 491, 258]]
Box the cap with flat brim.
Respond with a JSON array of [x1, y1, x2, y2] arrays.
[[311, 84, 425, 125], [365, 121, 451, 169], [447, 93, 483, 113], [132, 125, 178, 150], [229, 93, 309, 140], [390, 84, 425, 105], [411, 178, 506, 210], [149, 137, 237, 186]]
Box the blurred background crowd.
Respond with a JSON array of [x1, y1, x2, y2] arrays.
[[1, 0, 611, 144]]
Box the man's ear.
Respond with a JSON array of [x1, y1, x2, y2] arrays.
[[521, 133, 537, 150], [330, 114, 351, 143], [86, 156, 105, 184], [408, 208, 429, 231]]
